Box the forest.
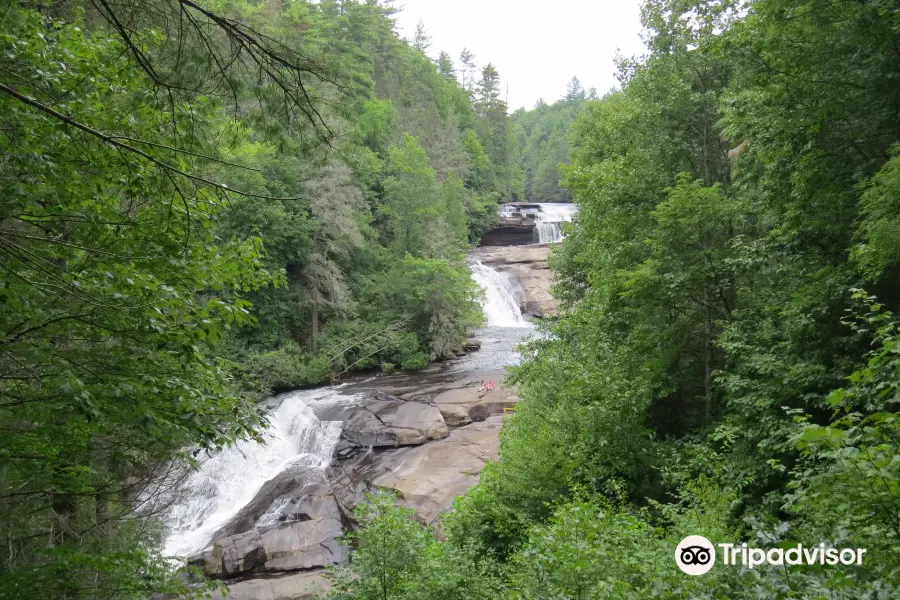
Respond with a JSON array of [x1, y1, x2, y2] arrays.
[[2, 0, 899, 599]]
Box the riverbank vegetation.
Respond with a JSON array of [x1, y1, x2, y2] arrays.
[[332, 0, 900, 598], [0, 0, 521, 596], [5, 0, 900, 597]]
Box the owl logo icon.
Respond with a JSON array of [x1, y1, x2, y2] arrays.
[[675, 535, 716, 575]]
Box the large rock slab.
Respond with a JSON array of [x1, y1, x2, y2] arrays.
[[212, 470, 326, 540], [327, 416, 504, 524], [197, 492, 347, 578], [210, 570, 330, 600], [374, 416, 503, 524]]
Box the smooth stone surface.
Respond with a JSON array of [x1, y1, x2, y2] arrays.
[[199, 497, 346, 578], [340, 396, 449, 449], [371, 416, 503, 524], [437, 404, 472, 427], [209, 570, 330, 600], [212, 471, 324, 540], [431, 374, 518, 423]]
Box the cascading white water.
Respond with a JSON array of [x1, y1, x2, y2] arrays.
[[470, 260, 530, 328], [162, 387, 356, 557], [532, 203, 578, 244], [161, 258, 534, 559]]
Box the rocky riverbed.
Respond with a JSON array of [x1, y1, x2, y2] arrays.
[[166, 246, 553, 600], [194, 368, 520, 600]]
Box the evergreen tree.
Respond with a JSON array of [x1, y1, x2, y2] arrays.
[[564, 76, 584, 101], [459, 47, 478, 96], [437, 51, 457, 82], [476, 63, 503, 110], [413, 19, 431, 53]]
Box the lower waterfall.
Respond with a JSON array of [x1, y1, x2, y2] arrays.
[[159, 257, 534, 561], [162, 387, 356, 557]]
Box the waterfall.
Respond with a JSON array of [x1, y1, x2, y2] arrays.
[[158, 259, 534, 561], [470, 260, 530, 327], [532, 203, 578, 244], [162, 387, 356, 557]]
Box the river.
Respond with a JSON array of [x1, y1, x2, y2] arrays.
[[161, 257, 536, 559]]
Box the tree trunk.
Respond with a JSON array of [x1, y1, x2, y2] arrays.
[[310, 301, 319, 354], [704, 289, 712, 424]]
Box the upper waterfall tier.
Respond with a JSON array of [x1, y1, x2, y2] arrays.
[[482, 202, 578, 246]]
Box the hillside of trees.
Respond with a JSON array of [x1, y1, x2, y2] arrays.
[[5, 0, 900, 598], [511, 77, 593, 203], [328, 0, 900, 598], [0, 0, 522, 596]]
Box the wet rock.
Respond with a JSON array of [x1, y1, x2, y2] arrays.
[[463, 339, 482, 352], [212, 469, 323, 539], [326, 447, 399, 519], [339, 396, 448, 450], [198, 487, 346, 579]]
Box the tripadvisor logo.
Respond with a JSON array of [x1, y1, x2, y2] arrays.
[[675, 536, 868, 576], [675, 535, 716, 575]]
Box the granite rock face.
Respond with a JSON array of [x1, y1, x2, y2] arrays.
[[338, 394, 449, 450], [196, 488, 347, 579], [372, 416, 503, 523]]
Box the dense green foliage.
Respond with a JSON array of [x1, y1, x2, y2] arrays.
[[511, 77, 593, 203], [331, 0, 900, 598], [0, 0, 517, 597], [8, 0, 900, 597]]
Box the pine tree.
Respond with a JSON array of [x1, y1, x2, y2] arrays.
[[437, 51, 456, 82], [459, 48, 477, 95], [564, 76, 584, 102], [477, 63, 503, 111], [413, 19, 430, 53]]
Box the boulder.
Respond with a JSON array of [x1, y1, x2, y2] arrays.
[[438, 404, 472, 427], [198, 491, 347, 578], [390, 402, 448, 439], [339, 396, 448, 450], [260, 516, 346, 572], [468, 401, 517, 422]]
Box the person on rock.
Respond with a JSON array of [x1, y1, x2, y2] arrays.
[[478, 380, 486, 393], [488, 381, 495, 392]]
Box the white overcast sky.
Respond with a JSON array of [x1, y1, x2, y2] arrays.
[[391, 0, 647, 111]]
